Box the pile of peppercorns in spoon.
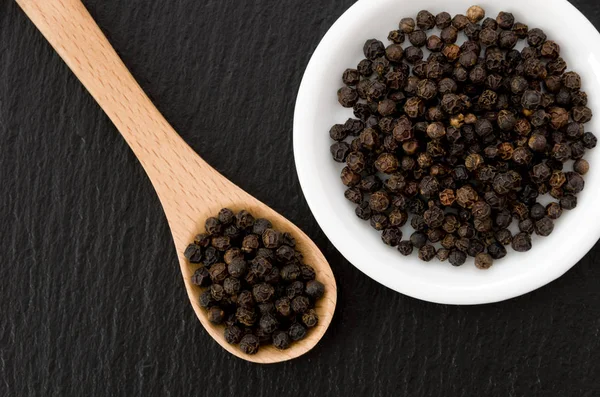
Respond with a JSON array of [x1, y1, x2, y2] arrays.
[[185, 209, 325, 354], [330, 6, 596, 269]]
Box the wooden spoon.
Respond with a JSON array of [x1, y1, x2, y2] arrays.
[[16, 0, 336, 363]]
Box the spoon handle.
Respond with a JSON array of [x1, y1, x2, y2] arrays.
[[16, 0, 203, 187]]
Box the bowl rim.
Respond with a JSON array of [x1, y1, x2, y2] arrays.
[[293, 0, 600, 305]]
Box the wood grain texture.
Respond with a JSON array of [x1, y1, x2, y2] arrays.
[[14, 0, 336, 363], [1, 0, 600, 394]]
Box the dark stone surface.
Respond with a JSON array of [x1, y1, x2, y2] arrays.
[[1, 1, 600, 395]]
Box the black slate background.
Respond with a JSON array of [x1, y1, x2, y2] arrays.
[[1, 0, 600, 396]]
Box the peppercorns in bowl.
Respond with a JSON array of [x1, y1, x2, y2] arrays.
[[294, 0, 600, 304]]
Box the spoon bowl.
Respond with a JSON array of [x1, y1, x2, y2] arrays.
[[17, 0, 336, 363], [179, 199, 337, 363]]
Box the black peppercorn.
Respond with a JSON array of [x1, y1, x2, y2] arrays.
[[408, 30, 427, 47], [224, 325, 244, 345], [512, 232, 532, 252], [239, 334, 260, 355], [467, 5, 485, 22], [426, 35, 444, 52], [475, 253, 493, 269], [541, 40, 560, 59], [560, 195, 577, 210], [342, 69, 361, 86], [418, 244, 437, 262], [449, 250, 467, 266], [274, 297, 291, 317], [288, 323, 307, 341], [573, 159, 589, 175], [208, 306, 225, 324], [272, 331, 291, 350], [417, 10, 436, 30], [290, 295, 310, 314], [298, 282, 323, 304], [381, 227, 402, 247], [211, 235, 231, 252], [435, 12, 452, 28], [510, 22, 528, 38], [482, 17, 497, 30], [496, 11, 514, 29], [399, 17, 416, 33], [534, 217, 554, 236], [582, 132, 597, 149], [388, 30, 405, 44], [223, 277, 241, 296], [452, 14, 470, 30], [184, 244, 203, 263], [191, 267, 211, 287], [285, 281, 304, 300], [488, 242, 507, 260], [397, 240, 414, 256], [363, 39, 385, 60], [499, 30, 518, 49], [302, 309, 319, 328]]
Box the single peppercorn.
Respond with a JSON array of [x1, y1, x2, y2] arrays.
[[512, 232, 532, 252], [583, 132, 597, 149], [418, 244, 437, 262], [408, 30, 427, 47], [207, 306, 225, 324], [435, 12, 452, 28], [342, 68, 360, 86], [440, 26, 458, 44], [184, 244, 203, 263], [449, 250, 467, 267], [385, 44, 404, 63], [574, 159, 589, 175], [475, 253, 493, 269], [388, 30, 405, 44], [337, 86, 358, 107], [356, 60, 373, 78], [511, 22, 528, 38], [535, 217, 554, 236], [239, 334, 260, 355], [482, 17, 497, 30], [303, 280, 324, 301], [399, 17, 416, 33], [289, 323, 307, 341], [560, 195, 577, 210], [191, 267, 211, 287], [488, 243, 507, 260], [499, 30, 518, 49], [540, 40, 560, 59], [452, 14, 470, 30], [467, 5, 485, 22], [224, 325, 244, 345], [272, 331, 291, 350], [363, 38, 385, 59], [417, 10, 436, 30], [302, 309, 319, 328], [518, 218, 535, 234], [545, 202, 562, 220], [397, 240, 414, 256]]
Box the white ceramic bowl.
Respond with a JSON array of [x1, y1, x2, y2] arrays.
[[294, 0, 600, 304]]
